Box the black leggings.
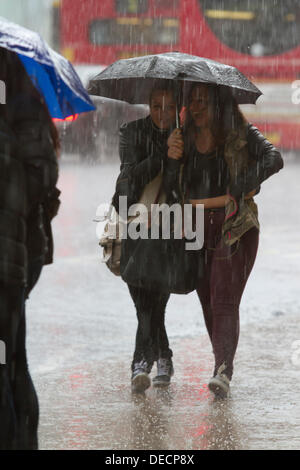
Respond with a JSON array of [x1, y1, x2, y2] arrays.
[[127, 285, 172, 369]]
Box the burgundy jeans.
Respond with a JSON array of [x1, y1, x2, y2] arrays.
[[196, 208, 259, 380]]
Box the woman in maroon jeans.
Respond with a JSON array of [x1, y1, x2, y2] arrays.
[[165, 83, 283, 397]]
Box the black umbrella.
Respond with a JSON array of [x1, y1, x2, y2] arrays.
[[88, 52, 262, 108]]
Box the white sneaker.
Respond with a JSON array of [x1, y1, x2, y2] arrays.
[[131, 359, 151, 393], [152, 358, 174, 387], [208, 363, 230, 398]]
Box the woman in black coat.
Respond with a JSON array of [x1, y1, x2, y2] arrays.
[[112, 81, 179, 393], [0, 48, 60, 449]]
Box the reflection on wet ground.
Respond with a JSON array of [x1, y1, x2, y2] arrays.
[[128, 387, 243, 450], [37, 366, 242, 450], [36, 334, 240, 450], [36, 316, 300, 451], [36, 361, 244, 450]]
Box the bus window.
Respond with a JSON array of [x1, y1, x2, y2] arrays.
[[115, 0, 148, 15], [89, 18, 179, 46], [199, 0, 300, 56], [154, 0, 179, 7]]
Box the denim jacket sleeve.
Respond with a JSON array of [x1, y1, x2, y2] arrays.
[[229, 124, 284, 200]]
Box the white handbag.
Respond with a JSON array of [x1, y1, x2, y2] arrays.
[[99, 171, 165, 276]]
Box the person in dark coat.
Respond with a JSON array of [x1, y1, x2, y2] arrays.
[[166, 83, 283, 397], [112, 81, 180, 393], [0, 48, 60, 449]]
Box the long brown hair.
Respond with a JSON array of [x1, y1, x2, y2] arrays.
[[183, 83, 247, 151]]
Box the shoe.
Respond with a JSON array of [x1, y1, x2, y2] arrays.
[[208, 363, 230, 398], [152, 358, 174, 387], [131, 359, 151, 393]]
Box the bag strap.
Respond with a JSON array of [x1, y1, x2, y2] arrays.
[[147, 170, 164, 227], [179, 140, 192, 205], [154, 171, 164, 204]]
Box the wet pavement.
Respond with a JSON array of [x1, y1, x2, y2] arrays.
[[25, 158, 300, 450], [35, 311, 300, 450]]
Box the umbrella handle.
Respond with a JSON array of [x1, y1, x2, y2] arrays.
[[175, 80, 182, 129], [176, 103, 180, 129]]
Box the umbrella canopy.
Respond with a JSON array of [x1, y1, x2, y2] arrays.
[[0, 16, 95, 119], [88, 52, 262, 105]]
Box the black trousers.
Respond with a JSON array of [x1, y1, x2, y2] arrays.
[[0, 283, 24, 449], [0, 256, 43, 450], [127, 284, 172, 370]]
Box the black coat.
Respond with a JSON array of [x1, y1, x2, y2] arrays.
[[112, 116, 200, 293], [112, 118, 283, 291], [0, 93, 59, 286], [112, 115, 175, 211], [112, 118, 283, 209], [0, 117, 28, 285], [161, 123, 284, 202]]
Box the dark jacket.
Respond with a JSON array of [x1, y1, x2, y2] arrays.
[[112, 117, 283, 207], [112, 115, 174, 211], [0, 117, 28, 285], [0, 94, 59, 286], [162, 123, 283, 202], [162, 122, 283, 244], [225, 123, 283, 201], [112, 119, 283, 245], [41, 186, 61, 265]]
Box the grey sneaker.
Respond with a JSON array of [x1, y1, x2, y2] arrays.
[[152, 358, 174, 387], [208, 363, 230, 398], [131, 359, 151, 393]]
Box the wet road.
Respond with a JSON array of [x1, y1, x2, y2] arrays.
[[33, 312, 300, 450], [26, 157, 300, 450]]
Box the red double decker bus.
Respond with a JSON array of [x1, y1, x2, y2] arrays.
[[59, 0, 300, 78], [56, 0, 300, 150]]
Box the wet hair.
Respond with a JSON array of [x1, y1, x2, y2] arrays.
[[0, 47, 60, 153], [149, 79, 182, 107], [183, 83, 247, 149]]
